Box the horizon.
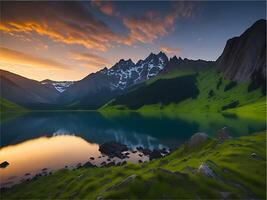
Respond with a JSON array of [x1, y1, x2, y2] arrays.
[[0, 1, 265, 81]]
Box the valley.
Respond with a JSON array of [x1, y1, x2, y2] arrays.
[[0, 11, 266, 200]]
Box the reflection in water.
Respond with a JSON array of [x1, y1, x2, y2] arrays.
[[0, 111, 265, 187], [0, 135, 100, 186], [0, 135, 148, 187]]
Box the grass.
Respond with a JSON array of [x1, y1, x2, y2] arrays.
[[102, 69, 266, 120], [0, 98, 26, 112], [0, 98, 28, 122], [2, 131, 266, 199]]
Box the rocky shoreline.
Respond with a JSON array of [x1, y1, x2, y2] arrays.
[[0, 127, 232, 189]]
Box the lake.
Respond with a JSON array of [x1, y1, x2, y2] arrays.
[[0, 111, 265, 187]]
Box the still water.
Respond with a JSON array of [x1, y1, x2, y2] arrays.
[[0, 111, 265, 187]]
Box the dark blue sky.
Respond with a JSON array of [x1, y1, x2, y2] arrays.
[[1, 1, 266, 80]]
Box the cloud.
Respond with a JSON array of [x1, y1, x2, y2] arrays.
[[91, 0, 118, 16], [70, 51, 110, 69], [0, 2, 122, 51], [160, 45, 181, 56], [0, 2, 195, 52], [0, 47, 69, 69], [122, 2, 195, 45]]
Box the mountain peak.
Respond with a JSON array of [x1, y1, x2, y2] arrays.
[[216, 19, 266, 82]]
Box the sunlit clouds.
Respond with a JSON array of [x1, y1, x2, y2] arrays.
[[91, 0, 118, 16], [1, 1, 264, 81], [160, 46, 182, 56], [70, 51, 110, 70], [0, 47, 68, 69]]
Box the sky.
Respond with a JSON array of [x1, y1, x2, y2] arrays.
[[0, 1, 266, 81]]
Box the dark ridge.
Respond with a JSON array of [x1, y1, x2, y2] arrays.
[[110, 75, 199, 109]]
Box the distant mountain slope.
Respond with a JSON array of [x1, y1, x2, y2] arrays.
[[41, 79, 74, 93], [161, 56, 213, 74], [216, 19, 266, 86], [60, 52, 169, 109], [0, 70, 60, 108]]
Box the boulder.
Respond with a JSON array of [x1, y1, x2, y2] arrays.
[[250, 152, 262, 160], [0, 161, 9, 168], [99, 141, 128, 158], [197, 162, 216, 178], [187, 132, 208, 148], [149, 150, 162, 160], [105, 162, 116, 167], [216, 127, 231, 143], [82, 161, 96, 168]]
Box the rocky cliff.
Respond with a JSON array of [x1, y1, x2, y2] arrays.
[[216, 19, 266, 85]]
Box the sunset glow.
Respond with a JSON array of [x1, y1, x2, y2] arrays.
[[0, 1, 265, 81]]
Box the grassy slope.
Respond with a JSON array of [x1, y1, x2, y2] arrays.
[[0, 98, 27, 122], [102, 69, 265, 119], [2, 132, 266, 199], [0, 98, 26, 112]]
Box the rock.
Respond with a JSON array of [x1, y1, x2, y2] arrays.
[[42, 168, 47, 171], [138, 154, 143, 157], [197, 162, 217, 178], [141, 148, 152, 156], [159, 148, 169, 155], [138, 160, 143, 163], [149, 150, 162, 160], [132, 150, 137, 153], [0, 161, 9, 168], [76, 163, 82, 169], [121, 161, 127, 166], [216, 127, 231, 143], [187, 132, 208, 148], [25, 173, 31, 176], [116, 162, 121, 166], [250, 152, 261, 160], [100, 162, 107, 166], [220, 191, 231, 198], [136, 147, 143, 151], [107, 158, 111, 161], [99, 141, 128, 158], [90, 157, 95, 160], [124, 152, 130, 156], [105, 162, 116, 167], [82, 161, 96, 168], [216, 19, 266, 83]]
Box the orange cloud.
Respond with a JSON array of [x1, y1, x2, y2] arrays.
[[0, 47, 69, 69], [0, 2, 195, 52], [0, 2, 122, 51], [122, 2, 194, 45], [91, 0, 118, 16], [160, 45, 181, 56], [70, 51, 110, 69]]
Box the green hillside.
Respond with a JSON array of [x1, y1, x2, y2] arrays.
[[0, 98, 27, 112], [2, 131, 266, 199], [101, 69, 266, 119]]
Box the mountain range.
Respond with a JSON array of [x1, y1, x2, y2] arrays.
[[0, 19, 266, 112]]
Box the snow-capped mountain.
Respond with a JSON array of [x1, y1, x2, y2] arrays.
[[41, 80, 74, 93], [101, 52, 168, 90], [60, 52, 169, 109]]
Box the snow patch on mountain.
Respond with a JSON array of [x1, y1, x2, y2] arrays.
[[101, 52, 168, 90], [41, 80, 74, 92]]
